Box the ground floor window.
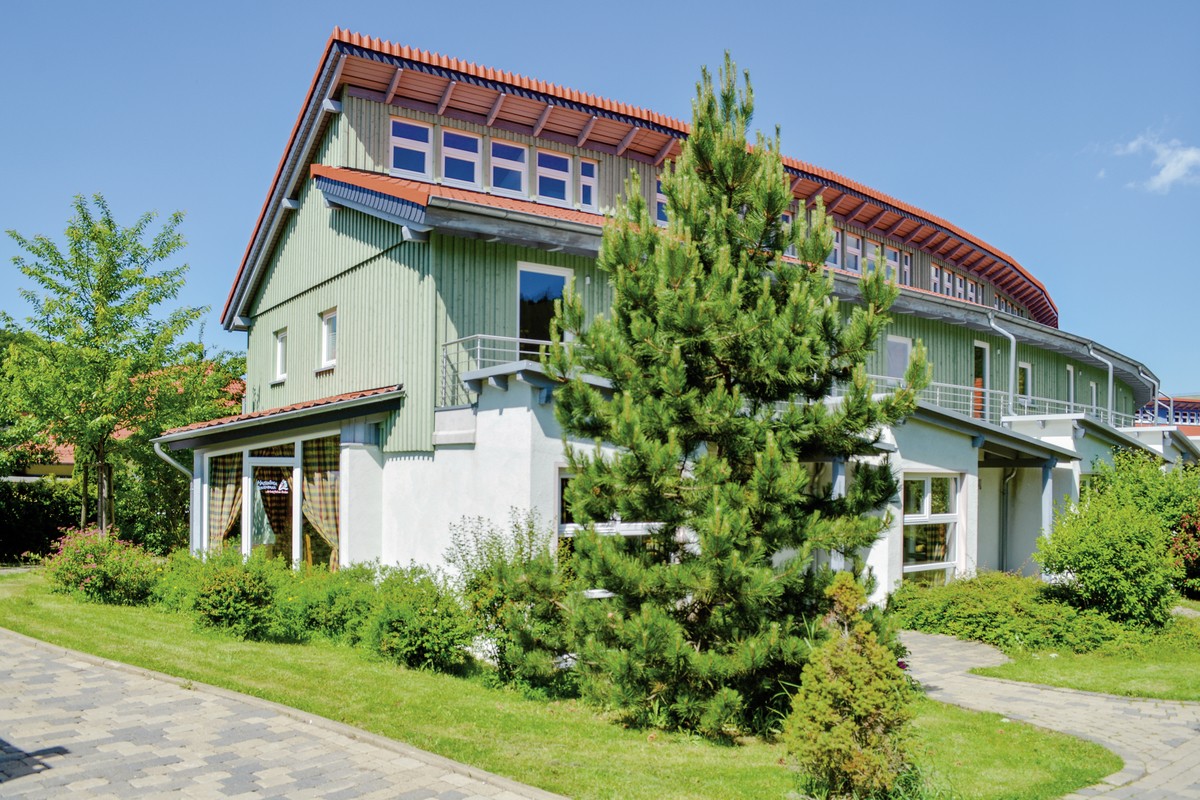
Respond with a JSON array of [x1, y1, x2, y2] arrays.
[[902, 473, 960, 583], [203, 434, 340, 569]]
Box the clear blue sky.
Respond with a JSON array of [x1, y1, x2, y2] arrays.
[[3, 1, 1198, 394]]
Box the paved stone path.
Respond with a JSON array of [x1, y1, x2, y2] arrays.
[[0, 627, 564, 799], [900, 630, 1200, 799]]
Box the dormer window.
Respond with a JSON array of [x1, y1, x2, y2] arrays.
[[391, 120, 432, 180], [441, 130, 481, 189], [579, 159, 598, 211], [536, 150, 572, 206], [491, 140, 527, 197]]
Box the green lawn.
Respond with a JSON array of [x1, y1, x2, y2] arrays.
[[975, 615, 1200, 702], [1178, 597, 1200, 614], [0, 572, 1118, 799]]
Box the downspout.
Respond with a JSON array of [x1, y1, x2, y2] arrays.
[[1088, 345, 1115, 422], [1000, 467, 1016, 572], [154, 441, 193, 479], [988, 312, 1017, 418]]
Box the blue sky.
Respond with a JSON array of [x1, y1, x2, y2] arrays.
[[2, 1, 1198, 393]]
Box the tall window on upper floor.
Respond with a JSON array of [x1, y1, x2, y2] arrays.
[[518, 263, 573, 356], [781, 211, 797, 257], [903, 474, 960, 586], [273, 329, 288, 382], [1017, 361, 1032, 402], [391, 119, 432, 180], [844, 234, 862, 272], [900, 252, 912, 286], [536, 150, 572, 207], [655, 180, 668, 226], [943, 270, 955, 298], [966, 278, 977, 304], [931, 265, 940, 294], [491, 140, 527, 197], [955, 274, 965, 300], [1066, 365, 1076, 408], [579, 159, 598, 212], [825, 229, 841, 269], [320, 309, 338, 370], [1089, 380, 1098, 410], [441, 129, 482, 189], [884, 246, 899, 282], [864, 241, 879, 274]]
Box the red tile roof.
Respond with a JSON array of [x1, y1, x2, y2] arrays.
[[311, 165, 606, 227], [224, 28, 1057, 328], [161, 385, 402, 436]]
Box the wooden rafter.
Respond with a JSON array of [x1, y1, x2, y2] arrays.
[[616, 126, 638, 156], [577, 116, 598, 147], [384, 68, 404, 105], [437, 81, 457, 115], [654, 137, 677, 166], [901, 225, 927, 245], [533, 105, 553, 136], [862, 208, 888, 231], [883, 217, 906, 238], [813, 189, 842, 211], [486, 93, 506, 126], [841, 198, 870, 223]]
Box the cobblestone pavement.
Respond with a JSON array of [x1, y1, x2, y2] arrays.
[[0, 627, 565, 799], [900, 630, 1200, 799]]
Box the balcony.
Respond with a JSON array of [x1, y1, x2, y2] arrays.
[[438, 334, 1138, 429]]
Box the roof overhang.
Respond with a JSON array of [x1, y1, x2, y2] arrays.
[[1119, 424, 1200, 465], [155, 385, 404, 450], [908, 401, 1078, 468]]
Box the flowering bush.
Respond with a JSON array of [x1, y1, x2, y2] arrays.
[[1170, 511, 1200, 598], [43, 527, 158, 605]]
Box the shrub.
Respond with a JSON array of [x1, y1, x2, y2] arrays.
[[192, 549, 283, 640], [1037, 499, 1180, 627], [888, 571, 1121, 654], [43, 527, 158, 605], [363, 565, 473, 672], [446, 511, 574, 694], [151, 548, 205, 613], [1170, 511, 1200, 598], [281, 562, 380, 644], [785, 573, 912, 799], [0, 478, 77, 562]]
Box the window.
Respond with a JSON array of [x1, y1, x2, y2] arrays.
[[865, 241, 879, 274], [390, 119, 432, 179], [931, 265, 940, 294], [491, 140, 527, 197], [579, 159, 598, 211], [886, 335, 911, 381], [966, 279, 977, 304], [273, 329, 288, 382], [900, 252, 912, 286], [441, 129, 481, 188], [1089, 380, 1098, 411], [518, 263, 572, 354], [320, 309, 337, 369], [655, 179, 668, 225], [955, 275, 965, 300], [1018, 361, 1032, 401], [781, 211, 797, 257], [537, 150, 572, 206], [943, 269, 955, 297], [885, 247, 900, 282], [903, 474, 959, 584], [844, 234, 862, 272], [825, 229, 841, 268], [1066, 365, 1076, 408]]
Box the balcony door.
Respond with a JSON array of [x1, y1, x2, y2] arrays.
[[973, 341, 989, 420], [518, 263, 573, 358]]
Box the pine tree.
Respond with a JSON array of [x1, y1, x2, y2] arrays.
[[546, 56, 928, 736]]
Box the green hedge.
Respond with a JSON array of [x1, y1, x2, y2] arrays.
[[0, 478, 77, 562]]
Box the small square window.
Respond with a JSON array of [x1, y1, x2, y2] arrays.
[[391, 119, 432, 180], [491, 140, 527, 197], [274, 329, 288, 381], [441, 129, 481, 188], [321, 309, 338, 369], [537, 150, 572, 206]]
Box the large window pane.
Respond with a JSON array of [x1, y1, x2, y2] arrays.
[[902, 479, 925, 515], [301, 436, 340, 570], [930, 477, 956, 514], [251, 465, 292, 561], [904, 522, 951, 565], [207, 454, 242, 550], [519, 269, 568, 345]]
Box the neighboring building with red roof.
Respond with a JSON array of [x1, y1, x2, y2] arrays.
[[158, 30, 1190, 593]]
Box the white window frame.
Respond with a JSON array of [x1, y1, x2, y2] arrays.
[[943, 269, 955, 297], [655, 179, 668, 226], [931, 265, 941, 294], [966, 279, 977, 304], [578, 158, 598, 211], [902, 473, 961, 583], [865, 240, 879, 274], [1066, 365, 1076, 409], [884, 246, 900, 282], [517, 262, 574, 348], [320, 308, 338, 370], [536, 149, 573, 207], [1018, 361, 1032, 403], [440, 128, 482, 189], [389, 118, 433, 180], [885, 335, 912, 381], [1090, 380, 1098, 411], [901, 252, 912, 286], [844, 234, 862, 272], [825, 229, 842, 269], [955, 274, 965, 300], [490, 139, 528, 198], [273, 329, 288, 383]]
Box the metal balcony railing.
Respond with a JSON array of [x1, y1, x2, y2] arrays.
[[437, 334, 1138, 429]]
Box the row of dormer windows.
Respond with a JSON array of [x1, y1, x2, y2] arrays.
[[387, 114, 1028, 318], [390, 119, 599, 212]]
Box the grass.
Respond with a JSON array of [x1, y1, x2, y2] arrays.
[[1178, 597, 1200, 614], [0, 571, 1118, 800], [975, 614, 1200, 702]]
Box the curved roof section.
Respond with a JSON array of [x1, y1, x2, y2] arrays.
[[223, 28, 1058, 328]]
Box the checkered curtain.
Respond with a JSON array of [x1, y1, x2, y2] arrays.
[[208, 454, 242, 548], [302, 436, 340, 570]]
